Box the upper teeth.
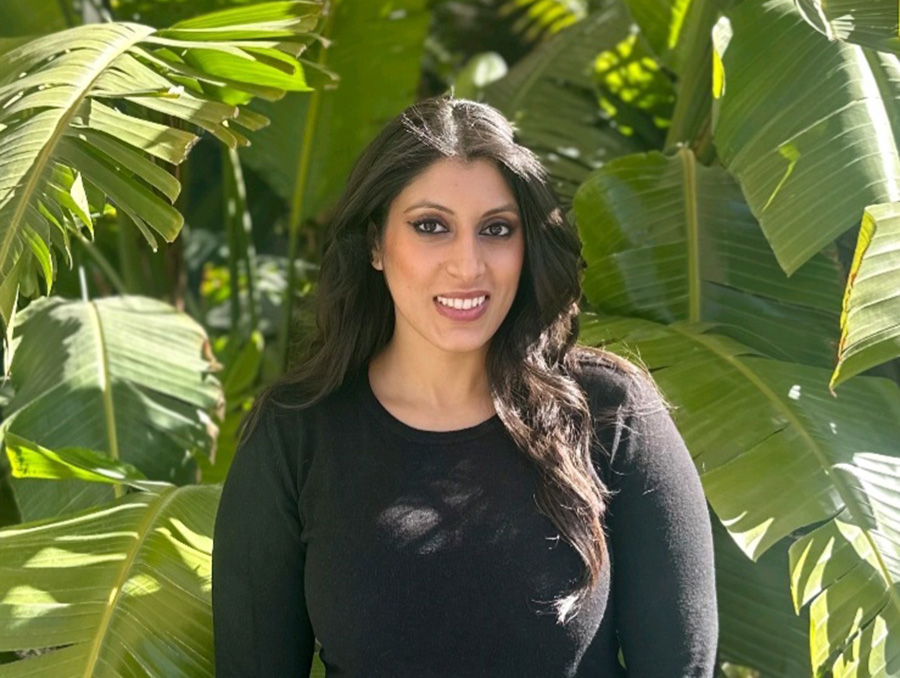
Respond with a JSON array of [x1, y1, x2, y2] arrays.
[[437, 295, 487, 310]]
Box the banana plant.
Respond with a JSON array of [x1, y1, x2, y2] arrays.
[[710, 0, 900, 387], [793, 0, 900, 54], [0, 441, 219, 677], [571, 147, 840, 672], [0, 434, 332, 676], [574, 148, 844, 367], [579, 313, 900, 677], [0, 0, 324, 330], [1, 295, 222, 523]]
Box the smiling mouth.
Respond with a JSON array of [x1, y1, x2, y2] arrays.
[[434, 294, 489, 310]]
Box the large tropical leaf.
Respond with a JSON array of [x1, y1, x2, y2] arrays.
[[111, 0, 262, 28], [5, 433, 170, 493], [794, 0, 900, 55], [714, 520, 811, 677], [711, 0, 900, 275], [0, 484, 219, 677], [0, 1, 322, 327], [484, 4, 644, 204], [831, 202, 900, 389], [579, 313, 900, 677], [574, 148, 843, 366], [1, 296, 222, 522], [790, 454, 900, 677]]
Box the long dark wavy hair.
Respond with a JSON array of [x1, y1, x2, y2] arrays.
[[246, 95, 649, 623]]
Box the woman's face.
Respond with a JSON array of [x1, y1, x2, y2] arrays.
[[372, 157, 525, 358]]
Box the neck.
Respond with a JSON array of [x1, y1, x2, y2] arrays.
[[368, 340, 492, 413]]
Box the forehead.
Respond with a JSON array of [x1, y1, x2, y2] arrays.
[[393, 158, 517, 210]]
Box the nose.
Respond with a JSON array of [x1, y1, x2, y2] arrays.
[[446, 230, 485, 282]]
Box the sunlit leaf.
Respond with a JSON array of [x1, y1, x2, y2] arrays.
[[2, 296, 222, 522], [575, 149, 842, 366], [0, 1, 323, 327], [831, 202, 900, 388], [0, 485, 219, 676], [712, 0, 900, 274]]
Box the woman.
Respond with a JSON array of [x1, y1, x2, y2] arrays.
[[212, 96, 717, 677]]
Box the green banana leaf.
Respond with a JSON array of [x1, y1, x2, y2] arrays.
[[1, 296, 222, 522], [711, 0, 900, 275], [5, 433, 171, 493], [714, 519, 811, 677], [831, 202, 900, 389], [794, 0, 900, 54], [574, 148, 843, 366], [579, 313, 900, 677], [110, 0, 262, 28], [238, 0, 430, 224], [790, 454, 900, 676], [0, 484, 219, 677], [0, 0, 322, 327], [484, 4, 644, 204]]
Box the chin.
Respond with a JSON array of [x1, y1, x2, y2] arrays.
[[431, 335, 494, 355]]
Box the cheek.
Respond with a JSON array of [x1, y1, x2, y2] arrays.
[[382, 240, 434, 297], [498, 241, 525, 284]]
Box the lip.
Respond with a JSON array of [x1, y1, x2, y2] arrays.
[[433, 295, 489, 321]]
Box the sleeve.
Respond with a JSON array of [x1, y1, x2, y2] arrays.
[[212, 404, 316, 677], [606, 378, 718, 677]]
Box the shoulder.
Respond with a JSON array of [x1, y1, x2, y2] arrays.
[[566, 347, 674, 479], [566, 345, 664, 415]]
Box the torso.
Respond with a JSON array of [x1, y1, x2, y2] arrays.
[[281, 364, 627, 677]]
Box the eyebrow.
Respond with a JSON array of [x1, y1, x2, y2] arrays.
[[403, 201, 519, 218]]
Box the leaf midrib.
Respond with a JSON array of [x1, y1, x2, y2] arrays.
[[672, 323, 900, 624], [85, 300, 119, 466], [0, 23, 155, 275], [679, 147, 701, 322], [81, 488, 177, 678]]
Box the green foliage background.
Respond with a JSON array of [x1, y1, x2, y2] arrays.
[[0, 0, 899, 676]]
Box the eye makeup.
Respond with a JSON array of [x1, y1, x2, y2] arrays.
[[408, 217, 517, 238]]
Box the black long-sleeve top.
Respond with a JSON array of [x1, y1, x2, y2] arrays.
[[212, 354, 718, 677]]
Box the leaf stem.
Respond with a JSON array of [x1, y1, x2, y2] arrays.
[[76, 235, 128, 295]]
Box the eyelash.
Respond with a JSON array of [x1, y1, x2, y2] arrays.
[[409, 218, 515, 238]]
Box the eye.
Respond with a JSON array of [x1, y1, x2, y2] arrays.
[[410, 218, 448, 235], [482, 221, 513, 237]]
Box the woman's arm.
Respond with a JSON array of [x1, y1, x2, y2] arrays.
[[212, 404, 316, 677], [607, 378, 718, 676]]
